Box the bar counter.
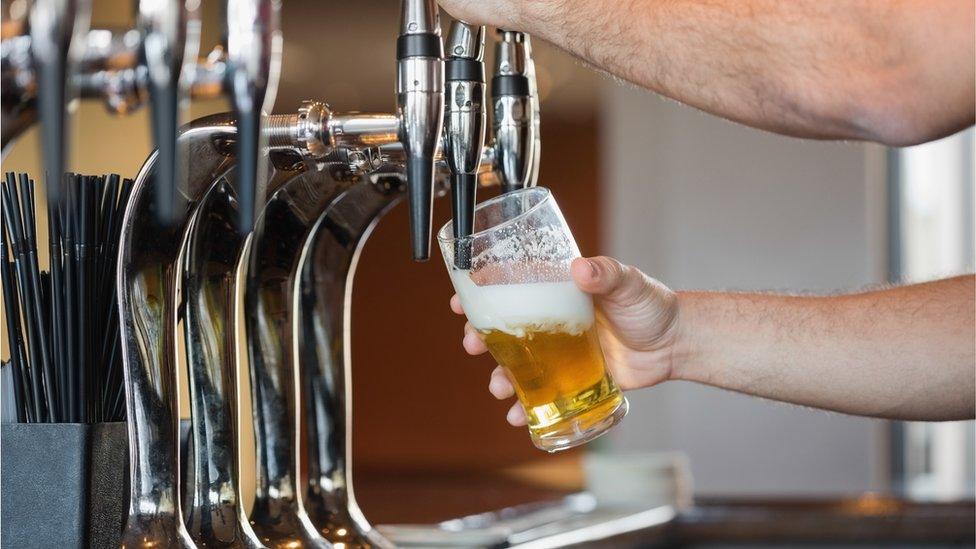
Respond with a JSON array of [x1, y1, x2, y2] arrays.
[[356, 456, 975, 547]]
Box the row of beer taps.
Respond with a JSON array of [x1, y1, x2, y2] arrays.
[[1, 0, 542, 547]]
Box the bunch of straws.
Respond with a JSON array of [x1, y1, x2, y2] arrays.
[[1, 172, 133, 423]]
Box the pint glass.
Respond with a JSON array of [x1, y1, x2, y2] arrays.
[[438, 187, 628, 452]]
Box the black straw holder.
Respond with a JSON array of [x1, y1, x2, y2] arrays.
[[1, 422, 128, 548]]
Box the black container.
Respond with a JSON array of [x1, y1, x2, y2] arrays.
[[1, 422, 129, 548]]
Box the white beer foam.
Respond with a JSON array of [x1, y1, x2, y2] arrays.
[[451, 270, 594, 336]]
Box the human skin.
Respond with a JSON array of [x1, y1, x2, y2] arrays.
[[452, 257, 976, 425], [438, 0, 975, 146]]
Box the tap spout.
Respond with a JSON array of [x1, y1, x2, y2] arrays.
[[137, 0, 200, 224], [225, 0, 282, 233], [396, 0, 444, 261], [28, 0, 90, 205], [443, 21, 486, 268]]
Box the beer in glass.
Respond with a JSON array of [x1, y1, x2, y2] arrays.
[[438, 187, 627, 452]]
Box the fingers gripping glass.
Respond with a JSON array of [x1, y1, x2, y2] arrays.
[[438, 187, 628, 452]]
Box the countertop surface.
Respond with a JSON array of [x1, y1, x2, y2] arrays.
[[355, 455, 975, 547]]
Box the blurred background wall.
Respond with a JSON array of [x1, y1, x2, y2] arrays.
[[600, 84, 890, 495], [2, 0, 972, 525]]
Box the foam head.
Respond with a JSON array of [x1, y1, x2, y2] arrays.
[[450, 270, 594, 337]]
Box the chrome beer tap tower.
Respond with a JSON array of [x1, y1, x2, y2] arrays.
[[1, 0, 541, 546]]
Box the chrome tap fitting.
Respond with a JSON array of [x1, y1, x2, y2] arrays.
[[1, 29, 226, 155], [396, 0, 444, 261], [443, 21, 486, 268], [491, 30, 533, 194]]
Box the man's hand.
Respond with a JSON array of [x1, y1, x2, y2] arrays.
[[451, 256, 679, 426], [451, 259, 975, 423]]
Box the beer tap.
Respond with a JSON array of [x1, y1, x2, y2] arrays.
[[137, 0, 200, 225], [1, 28, 226, 155], [442, 21, 486, 269], [28, 0, 89, 205], [396, 0, 444, 261], [225, 0, 282, 233], [118, 109, 319, 549], [491, 29, 534, 193], [117, 111, 305, 549], [108, 6, 548, 546]]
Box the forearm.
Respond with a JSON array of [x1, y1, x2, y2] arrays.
[[447, 0, 975, 145], [671, 275, 975, 421]]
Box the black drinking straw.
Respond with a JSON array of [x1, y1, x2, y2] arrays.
[[39, 270, 52, 400], [96, 176, 119, 328], [88, 175, 104, 422], [77, 175, 92, 422], [111, 178, 134, 421], [2, 175, 45, 422], [48, 174, 68, 422], [99, 177, 131, 422], [1, 226, 28, 422], [62, 174, 78, 422], [20, 174, 58, 420], [94, 178, 113, 394], [0, 171, 130, 423]]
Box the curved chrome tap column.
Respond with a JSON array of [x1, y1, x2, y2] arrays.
[[299, 177, 405, 549], [122, 113, 316, 548], [119, 115, 241, 549], [244, 168, 353, 548], [181, 173, 267, 548]]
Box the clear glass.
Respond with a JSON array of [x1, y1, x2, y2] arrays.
[[438, 187, 628, 452]]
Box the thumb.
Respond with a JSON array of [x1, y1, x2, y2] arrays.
[[570, 256, 678, 351], [571, 256, 652, 308]]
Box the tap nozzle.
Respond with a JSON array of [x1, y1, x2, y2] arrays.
[[443, 21, 485, 269], [138, 0, 200, 225], [28, 0, 90, 207], [397, 0, 444, 261], [491, 30, 532, 194], [225, 0, 282, 233]]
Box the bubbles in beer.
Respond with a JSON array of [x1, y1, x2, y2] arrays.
[[451, 269, 627, 452]]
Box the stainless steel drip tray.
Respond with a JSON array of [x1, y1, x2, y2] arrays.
[[378, 493, 675, 548], [378, 493, 976, 548]]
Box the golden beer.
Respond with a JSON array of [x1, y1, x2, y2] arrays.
[[482, 321, 627, 451], [438, 187, 628, 451]]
